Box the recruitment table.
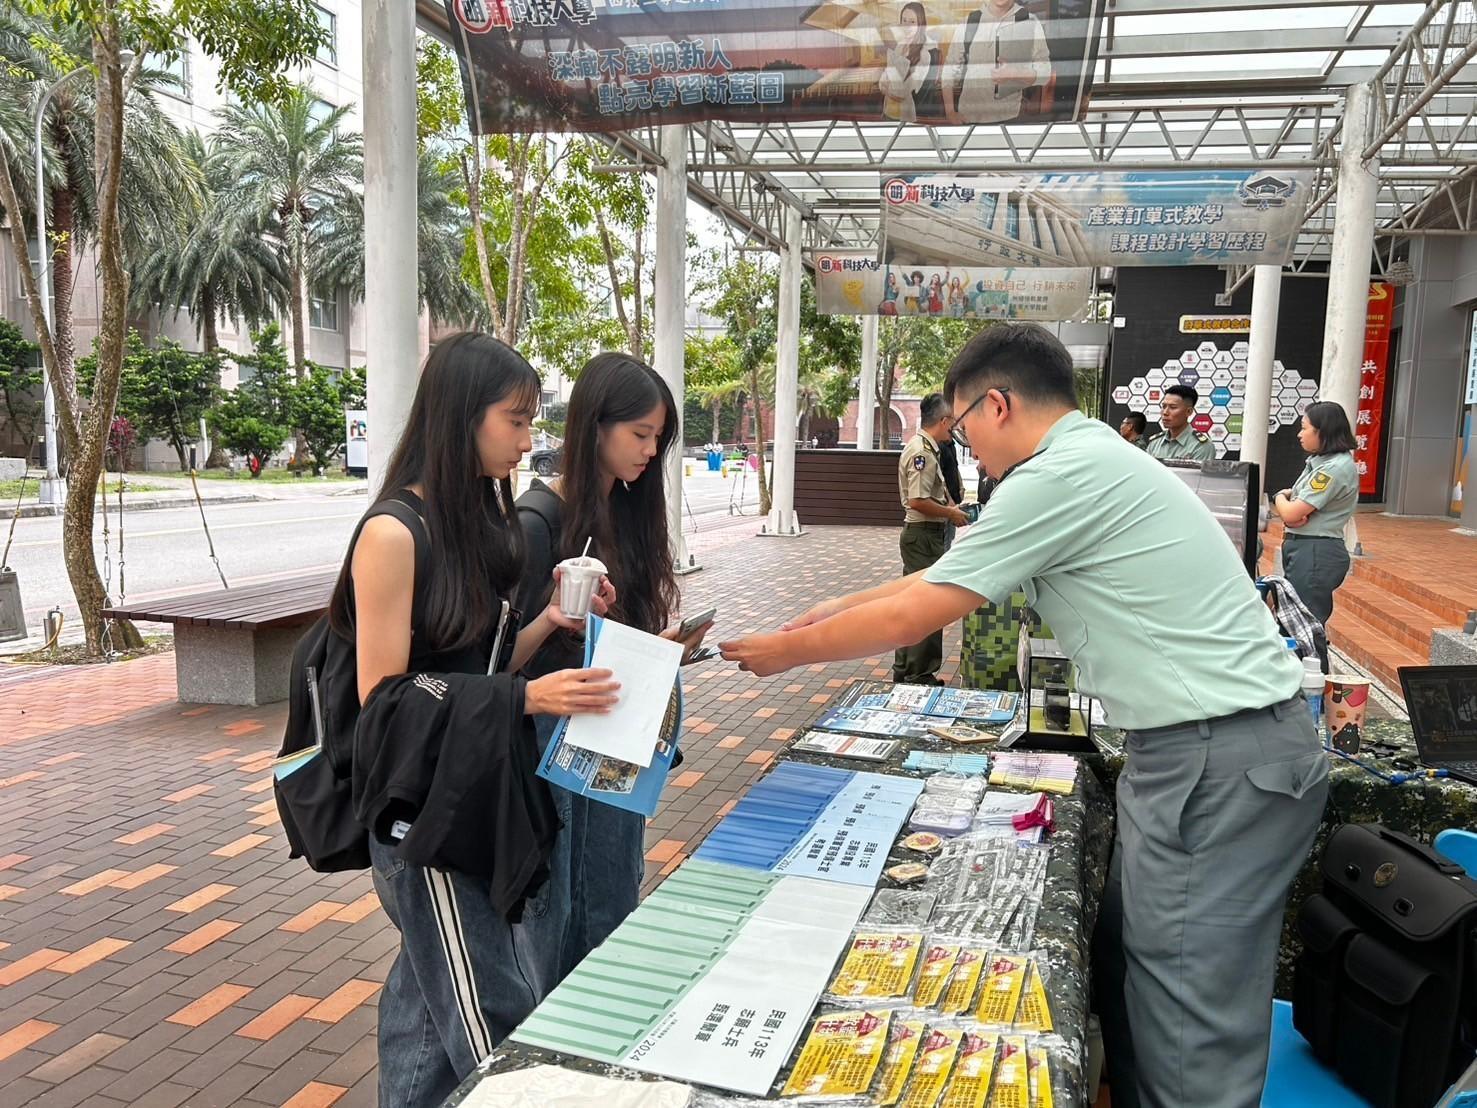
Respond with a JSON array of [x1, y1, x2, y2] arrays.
[[446, 687, 1115, 1107]]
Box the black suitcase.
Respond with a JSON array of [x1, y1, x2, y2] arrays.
[[1294, 823, 1477, 1108]]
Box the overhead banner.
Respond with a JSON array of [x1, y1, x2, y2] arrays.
[[442, 0, 1105, 133], [812, 251, 1091, 320], [1356, 282, 1393, 498], [882, 170, 1315, 268]]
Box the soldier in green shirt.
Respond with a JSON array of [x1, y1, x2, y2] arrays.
[[1118, 411, 1149, 449], [722, 324, 1327, 1108], [1146, 385, 1216, 462], [894, 393, 969, 684], [1272, 400, 1360, 628]]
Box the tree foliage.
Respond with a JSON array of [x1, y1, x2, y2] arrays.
[[209, 325, 293, 476], [287, 362, 346, 475], [81, 332, 221, 471], [0, 319, 42, 450], [0, 0, 328, 653]]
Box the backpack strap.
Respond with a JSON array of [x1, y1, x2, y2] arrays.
[[962, 9, 982, 67], [517, 482, 562, 541]]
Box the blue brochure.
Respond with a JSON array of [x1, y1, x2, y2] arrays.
[[536, 614, 683, 817]]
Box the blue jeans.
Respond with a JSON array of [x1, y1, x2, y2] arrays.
[[531, 714, 645, 978]]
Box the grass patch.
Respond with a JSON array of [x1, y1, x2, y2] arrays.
[[4, 634, 173, 667], [0, 476, 169, 500], [190, 467, 359, 483]]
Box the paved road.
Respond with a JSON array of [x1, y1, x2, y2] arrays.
[[1, 468, 761, 645]]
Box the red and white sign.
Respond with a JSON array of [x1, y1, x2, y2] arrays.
[[1356, 283, 1393, 496]]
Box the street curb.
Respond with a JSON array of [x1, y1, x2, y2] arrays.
[[0, 493, 267, 520]]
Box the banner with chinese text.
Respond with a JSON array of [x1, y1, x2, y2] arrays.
[[1357, 282, 1393, 498], [882, 170, 1315, 268], [811, 250, 1092, 319], [442, 0, 1104, 133]]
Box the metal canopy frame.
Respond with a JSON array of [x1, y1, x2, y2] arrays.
[[416, 0, 1477, 264]]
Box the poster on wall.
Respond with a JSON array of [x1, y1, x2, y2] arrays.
[[811, 251, 1092, 319], [882, 170, 1315, 269], [1356, 283, 1392, 498], [442, 0, 1105, 133]]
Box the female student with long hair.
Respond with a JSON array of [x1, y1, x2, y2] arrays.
[[335, 333, 619, 1107], [516, 351, 705, 974], [1272, 399, 1360, 628]]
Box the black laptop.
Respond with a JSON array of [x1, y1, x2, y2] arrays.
[[1399, 665, 1477, 787]]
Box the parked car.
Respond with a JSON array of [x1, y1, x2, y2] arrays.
[[529, 445, 563, 476]]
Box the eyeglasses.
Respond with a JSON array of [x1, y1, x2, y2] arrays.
[[950, 387, 1010, 449]]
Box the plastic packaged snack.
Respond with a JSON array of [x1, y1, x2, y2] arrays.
[[988, 1035, 1031, 1108], [914, 942, 962, 1008], [826, 931, 925, 1003], [886, 862, 930, 886], [937, 1030, 1000, 1108], [901, 831, 944, 855], [865, 889, 938, 928], [780, 1009, 891, 1099], [876, 1017, 927, 1106], [1026, 1040, 1055, 1108], [974, 952, 1029, 1026], [938, 947, 987, 1014], [895, 1025, 965, 1108], [1015, 960, 1054, 1034]]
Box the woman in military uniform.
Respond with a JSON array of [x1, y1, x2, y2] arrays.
[[1272, 400, 1359, 630]]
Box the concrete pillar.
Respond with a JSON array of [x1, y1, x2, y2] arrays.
[[1321, 82, 1380, 435], [766, 205, 803, 536], [1320, 80, 1380, 551], [857, 314, 878, 449], [1242, 264, 1282, 500], [654, 124, 696, 571], [362, 0, 419, 493]]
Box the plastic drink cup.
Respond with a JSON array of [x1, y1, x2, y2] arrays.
[[1325, 675, 1372, 755], [557, 555, 607, 620]]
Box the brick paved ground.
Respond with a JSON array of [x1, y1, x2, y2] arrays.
[[0, 524, 958, 1108]]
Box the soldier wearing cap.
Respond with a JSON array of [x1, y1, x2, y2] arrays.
[[894, 393, 968, 684], [1147, 384, 1215, 462]]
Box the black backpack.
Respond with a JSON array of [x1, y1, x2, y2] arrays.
[[274, 492, 429, 873], [1294, 823, 1477, 1107], [962, 6, 1033, 68]]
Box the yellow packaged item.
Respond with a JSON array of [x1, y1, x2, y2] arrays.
[[1027, 1043, 1055, 1108], [781, 1010, 891, 1098], [937, 1031, 1000, 1108], [829, 931, 925, 1000], [975, 953, 1028, 1026], [988, 1035, 1031, 1108], [897, 1025, 965, 1108], [914, 943, 962, 1008], [877, 1018, 926, 1106], [1015, 961, 1054, 1033], [939, 947, 986, 1014]]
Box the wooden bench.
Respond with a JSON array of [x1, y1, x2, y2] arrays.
[[103, 570, 338, 705]]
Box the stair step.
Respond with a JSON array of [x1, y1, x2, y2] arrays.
[[1334, 577, 1448, 656], [1350, 558, 1471, 626], [1326, 606, 1428, 694]]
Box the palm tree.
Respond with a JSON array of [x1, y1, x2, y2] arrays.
[[213, 88, 362, 376], [315, 145, 481, 326], [130, 131, 288, 351], [0, 13, 198, 387]]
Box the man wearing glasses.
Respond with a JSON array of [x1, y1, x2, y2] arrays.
[[723, 324, 1327, 1108], [893, 392, 969, 685]]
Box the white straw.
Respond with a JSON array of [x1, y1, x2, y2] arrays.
[[580, 536, 592, 561]]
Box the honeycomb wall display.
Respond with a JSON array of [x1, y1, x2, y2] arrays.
[[1111, 340, 1320, 459]]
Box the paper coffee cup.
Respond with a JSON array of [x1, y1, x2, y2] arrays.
[[557, 555, 607, 620], [1325, 675, 1371, 755]]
